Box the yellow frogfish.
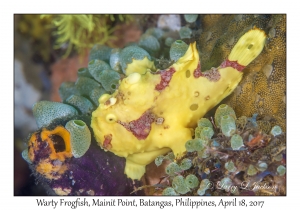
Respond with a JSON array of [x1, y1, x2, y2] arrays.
[[91, 28, 266, 180]]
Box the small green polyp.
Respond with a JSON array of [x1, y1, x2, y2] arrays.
[[162, 187, 177, 195], [88, 59, 112, 82], [197, 179, 210, 195], [185, 139, 204, 152], [119, 45, 154, 75], [230, 134, 244, 150], [179, 26, 192, 39], [65, 120, 91, 158], [89, 44, 111, 62], [179, 158, 192, 170], [225, 160, 237, 172], [169, 40, 188, 62], [200, 127, 214, 140], [65, 95, 94, 114], [75, 77, 101, 97], [270, 125, 282, 136], [221, 115, 237, 137], [172, 175, 190, 194], [138, 34, 160, 55], [59, 82, 79, 101], [184, 14, 198, 23], [185, 174, 199, 189], [197, 118, 213, 130], [214, 104, 236, 127], [77, 67, 93, 78], [247, 164, 258, 176], [22, 149, 32, 164], [33, 101, 78, 128], [277, 165, 286, 176], [165, 162, 181, 176], [109, 48, 122, 73]]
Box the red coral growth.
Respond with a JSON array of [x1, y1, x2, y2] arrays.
[[118, 110, 156, 140], [103, 134, 112, 150], [155, 68, 176, 91], [193, 62, 202, 78], [220, 59, 245, 72]]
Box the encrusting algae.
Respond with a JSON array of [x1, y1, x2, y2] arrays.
[[91, 28, 266, 180]]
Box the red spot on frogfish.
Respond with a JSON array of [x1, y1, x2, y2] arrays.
[[220, 59, 245, 72], [103, 134, 112, 150], [118, 110, 156, 140], [193, 62, 202, 78], [155, 68, 176, 91]]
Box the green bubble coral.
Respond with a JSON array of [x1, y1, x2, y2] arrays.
[[220, 177, 233, 192], [270, 125, 282, 137], [109, 48, 122, 73], [277, 165, 286, 176], [59, 82, 79, 101], [89, 88, 107, 106], [194, 127, 202, 138], [185, 174, 199, 189], [75, 77, 101, 97], [88, 59, 112, 82], [197, 179, 210, 195], [98, 69, 121, 92], [169, 40, 189, 62], [214, 104, 237, 127], [197, 118, 213, 130], [165, 37, 174, 47], [162, 187, 178, 196], [257, 162, 268, 171], [165, 162, 181, 176], [200, 127, 214, 140], [185, 139, 205, 152], [138, 34, 160, 55], [33, 101, 78, 128], [164, 152, 175, 161], [179, 26, 192, 39], [155, 155, 164, 166], [77, 67, 93, 78], [179, 158, 192, 170], [172, 175, 190, 194], [221, 115, 237, 137], [65, 120, 91, 158], [230, 134, 244, 150], [247, 164, 258, 176], [65, 95, 95, 114], [225, 160, 237, 172], [184, 14, 198, 23], [119, 45, 155, 75], [185, 139, 195, 152], [145, 27, 164, 40], [21, 149, 32, 164], [89, 44, 112, 62]]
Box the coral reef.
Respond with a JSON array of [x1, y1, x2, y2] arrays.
[[197, 15, 286, 132], [150, 104, 286, 196]]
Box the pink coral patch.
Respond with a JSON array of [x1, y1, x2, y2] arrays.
[[220, 59, 245, 72], [118, 110, 156, 140], [155, 68, 176, 91], [193, 62, 202, 78]]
